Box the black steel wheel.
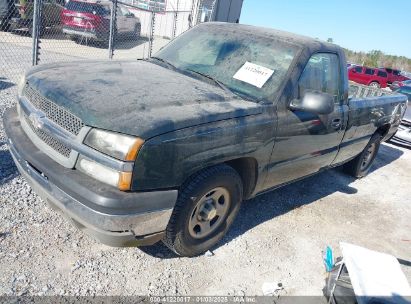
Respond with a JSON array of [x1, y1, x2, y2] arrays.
[[343, 133, 382, 178], [163, 164, 243, 257]]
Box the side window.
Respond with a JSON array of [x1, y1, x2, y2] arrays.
[[355, 66, 363, 73], [120, 6, 130, 15], [377, 71, 387, 77], [299, 53, 340, 99], [365, 68, 374, 75]]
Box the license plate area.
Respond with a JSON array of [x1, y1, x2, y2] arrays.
[[73, 17, 82, 24]]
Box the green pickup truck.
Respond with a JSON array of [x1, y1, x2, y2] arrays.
[[3, 23, 408, 257]]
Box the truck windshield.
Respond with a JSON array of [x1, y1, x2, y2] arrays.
[[154, 25, 299, 102]]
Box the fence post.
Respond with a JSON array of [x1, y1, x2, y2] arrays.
[[31, 0, 42, 65], [172, 11, 177, 39], [108, 0, 118, 59], [148, 11, 155, 58]]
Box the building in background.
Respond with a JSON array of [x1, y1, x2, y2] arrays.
[[203, 0, 243, 23], [126, 0, 243, 39]]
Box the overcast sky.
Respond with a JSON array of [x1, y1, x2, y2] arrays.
[[240, 0, 411, 58]]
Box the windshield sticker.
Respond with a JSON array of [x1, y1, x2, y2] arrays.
[[233, 62, 275, 88]]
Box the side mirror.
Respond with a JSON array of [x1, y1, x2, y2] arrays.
[[289, 90, 335, 115], [351, 69, 356, 73]]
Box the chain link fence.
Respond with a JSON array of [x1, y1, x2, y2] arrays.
[[1, 0, 217, 106]]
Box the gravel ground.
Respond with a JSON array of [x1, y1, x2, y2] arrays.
[[1, 74, 411, 297]]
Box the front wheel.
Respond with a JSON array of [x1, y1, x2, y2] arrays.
[[163, 164, 243, 257], [343, 133, 382, 178]]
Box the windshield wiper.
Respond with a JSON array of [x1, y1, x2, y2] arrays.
[[186, 69, 233, 95], [150, 57, 178, 70]]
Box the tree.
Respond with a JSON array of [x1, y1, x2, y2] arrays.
[[327, 38, 334, 43]]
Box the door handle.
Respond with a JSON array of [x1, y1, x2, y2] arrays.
[[331, 118, 342, 129]]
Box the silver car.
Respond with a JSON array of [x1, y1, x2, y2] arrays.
[[391, 87, 411, 146]]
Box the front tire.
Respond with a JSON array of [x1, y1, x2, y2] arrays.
[[163, 164, 243, 257], [343, 133, 382, 178]]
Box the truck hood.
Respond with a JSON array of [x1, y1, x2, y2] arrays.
[[25, 60, 262, 139]]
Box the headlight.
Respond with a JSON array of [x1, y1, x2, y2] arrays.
[[17, 74, 26, 96], [76, 156, 133, 191], [84, 128, 144, 161]]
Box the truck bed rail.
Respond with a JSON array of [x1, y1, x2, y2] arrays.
[[349, 82, 394, 99]]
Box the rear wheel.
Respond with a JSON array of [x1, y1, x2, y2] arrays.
[[28, 22, 44, 37], [132, 24, 141, 40], [343, 133, 382, 178], [369, 81, 380, 88], [163, 164, 243, 257]]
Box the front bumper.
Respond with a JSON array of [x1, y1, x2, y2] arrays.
[[3, 107, 178, 247], [62, 26, 104, 41]]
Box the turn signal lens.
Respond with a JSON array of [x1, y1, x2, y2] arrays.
[[125, 138, 145, 161], [118, 172, 133, 191], [76, 156, 133, 191]]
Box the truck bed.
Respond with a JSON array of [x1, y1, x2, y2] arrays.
[[349, 82, 396, 99]]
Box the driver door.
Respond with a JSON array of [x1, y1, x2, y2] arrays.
[[264, 52, 347, 189]]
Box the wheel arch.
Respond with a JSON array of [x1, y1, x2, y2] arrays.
[[225, 157, 258, 200], [376, 123, 391, 138], [368, 80, 380, 85], [178, 157, 259, 201]]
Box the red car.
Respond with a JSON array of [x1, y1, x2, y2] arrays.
[[379, 68, 410, 85], [348, 66, 388, 88], [61, 0, 141, 44]]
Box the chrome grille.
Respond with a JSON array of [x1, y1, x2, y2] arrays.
[[24, 114, 72, 158], [22, 84, 84, 136]]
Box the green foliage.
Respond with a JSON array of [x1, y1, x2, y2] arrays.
[[344, 48, 411, 72]]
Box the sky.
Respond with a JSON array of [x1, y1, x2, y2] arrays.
[[240, 0, 411, 58]]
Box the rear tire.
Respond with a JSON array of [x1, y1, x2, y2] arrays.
[[369, 81, 380, 88], [343, 133, 382, 178], [132, 24, 141, 40], [163, 164, 243, 257], [0, 19, 11, 32]]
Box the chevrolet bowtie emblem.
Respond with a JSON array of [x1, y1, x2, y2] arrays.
[[28, 112, 45, 130]]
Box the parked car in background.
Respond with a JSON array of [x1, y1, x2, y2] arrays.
[[8, 0, 64, 36], [4, 23, 408, 256], [379, 67, 410, 85], [61, 0, 141, 44], [390, 79, 411, 91], [0, 0, 18, 31], [348, 65, 388, 88], [402, 71, 411, 79], [390, 86, 411, 146]]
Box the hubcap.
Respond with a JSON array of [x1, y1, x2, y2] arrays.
[[360, 143, 376, 170], [188, 187, 230, 239]]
